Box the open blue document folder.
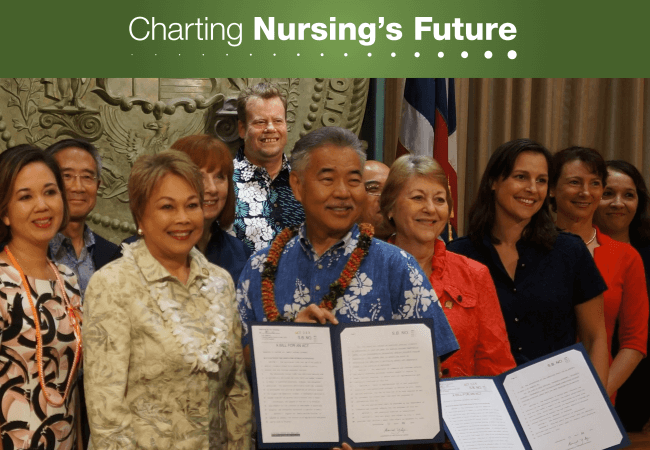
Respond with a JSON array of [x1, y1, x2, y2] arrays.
[[249, 319, 444, 448], [440, 343, 630, 450]]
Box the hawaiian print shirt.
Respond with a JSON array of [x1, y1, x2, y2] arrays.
[[232, 148, 305, 253], [236, 223, 459, 358], [49, 225, 95, 297]]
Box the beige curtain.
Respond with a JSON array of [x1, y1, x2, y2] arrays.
[[384, 78, 650, 234]]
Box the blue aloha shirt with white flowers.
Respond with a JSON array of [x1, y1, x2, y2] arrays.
[[236, 223, 459, 359], [231, 148, 305, 253]]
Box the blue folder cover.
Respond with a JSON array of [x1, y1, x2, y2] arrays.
[[442, 343, 630, 450], [250, 319, 444, 448]]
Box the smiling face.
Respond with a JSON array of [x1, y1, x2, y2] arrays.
[[200, 165, 228, 223], [290, 144, 365, 243], [391, 176, 449, 245], [2, 162, 64, 249], [139, 173, 204, 266], [238, 96, 287, 167], [492, 151, 549, 226], [551, 159, 604, 223], [594, 169, 638, 236], [53, 147, 99, 222]]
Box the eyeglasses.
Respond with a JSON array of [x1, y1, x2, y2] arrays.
[[365, 182, 383, 196], [62, 173, 98, 186]]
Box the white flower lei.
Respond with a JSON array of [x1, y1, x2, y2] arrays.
[[124, 242, 231, 373]]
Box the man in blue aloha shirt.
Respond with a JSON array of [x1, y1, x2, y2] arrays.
[[236, 126, 458, 366], [232, 82, 305, 253]]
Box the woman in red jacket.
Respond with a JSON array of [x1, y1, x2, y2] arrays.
[[594, 160, 650, 430], [380, 154, 516, 377], [550, 147, 649, 401]]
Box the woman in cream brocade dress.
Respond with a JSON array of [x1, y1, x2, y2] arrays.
[[83, 151, 252, 450]]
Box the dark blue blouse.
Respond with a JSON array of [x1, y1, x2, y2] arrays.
[[204, 224, 252, 283], [447, 232, 607, 365]]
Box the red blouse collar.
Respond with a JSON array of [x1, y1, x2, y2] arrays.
[[430, 238, 447, 280], [386, 235, 448, 281]]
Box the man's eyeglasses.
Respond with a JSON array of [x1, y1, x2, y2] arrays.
[[62, 173, 98, 186], [365, 182, 383, 196]]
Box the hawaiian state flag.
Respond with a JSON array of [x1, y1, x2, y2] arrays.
[[397, 78, 458, 229]]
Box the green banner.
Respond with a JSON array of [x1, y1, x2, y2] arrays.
[[2, 0, 648, 76]]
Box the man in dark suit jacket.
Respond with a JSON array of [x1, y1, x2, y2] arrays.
[[46, 139, 119, 293], [91, 231, 121, 269]]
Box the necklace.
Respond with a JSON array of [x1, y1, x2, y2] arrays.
[[585, 227, 597, 245], [4, 246, 82, 407], [261, 224, 374, 322], [123, 241, 231, 373]]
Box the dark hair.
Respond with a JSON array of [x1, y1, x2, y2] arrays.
[[170, 135, 236, 229], [605, 160, 650, 247], [290, 126, 366, 175], [549, 146, 607, 211], [45, 138, 102, 174], [0, 145, 69, 242], [237, 82, 287, 125], [467, 138, 557, 250]]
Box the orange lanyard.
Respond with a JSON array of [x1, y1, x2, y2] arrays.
[[4, 246, 82, 407]]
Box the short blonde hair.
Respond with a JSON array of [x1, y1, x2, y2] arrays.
[[128, 151, 204, 227], [380, 155, 452, 228], [237, 82, 287, 125]]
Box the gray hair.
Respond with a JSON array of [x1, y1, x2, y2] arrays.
[[290, 126, 366, 175], [237, 82, 287, 125]]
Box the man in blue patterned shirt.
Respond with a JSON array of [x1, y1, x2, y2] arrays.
[[233, 82, 305, 252], [236, 126, 458, 368]]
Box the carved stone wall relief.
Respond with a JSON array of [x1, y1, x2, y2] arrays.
[[0, 78, 370, 243]]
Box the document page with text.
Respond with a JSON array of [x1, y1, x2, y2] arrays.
[[339, 323, 440, 443], [252, 325, 339, 444], [440, 378, 526, 450], [503, 349, 622, 450]]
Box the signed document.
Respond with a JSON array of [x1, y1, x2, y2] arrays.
[[250, 320, 443, 448], [340, 323, 440, 443], [440, 344, 629, 450]]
